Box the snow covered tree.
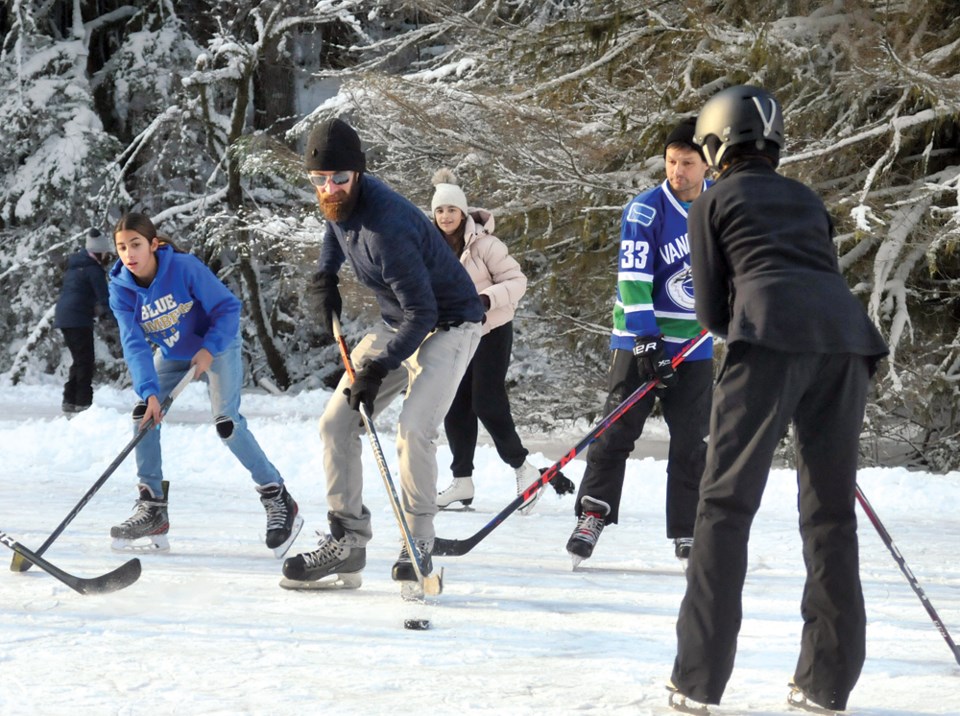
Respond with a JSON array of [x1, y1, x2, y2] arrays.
[[289, 0, 960, 466], [1, 0, 958, 467]]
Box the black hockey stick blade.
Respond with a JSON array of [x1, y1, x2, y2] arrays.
[[1, 529, 142, 595], [434, 329, 711, 558], [11, 367, 196, 573]]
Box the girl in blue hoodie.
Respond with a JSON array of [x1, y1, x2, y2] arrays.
[[108, 212, 301, 557]]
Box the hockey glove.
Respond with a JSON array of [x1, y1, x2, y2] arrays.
[[309, 272, 342, 337], [546, 467, 576, 496], [344, 360, 389, 415], [633, 335, 678, 388]]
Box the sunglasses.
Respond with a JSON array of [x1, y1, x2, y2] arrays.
[[308, 171, 353, 188]]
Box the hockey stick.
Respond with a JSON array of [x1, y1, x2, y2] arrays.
[[434, 329, 711, 557], [10, 366, 196, 573], [856, 484, 960, 666], [332, 316, 442, 596], [1, 529, 141, 595]]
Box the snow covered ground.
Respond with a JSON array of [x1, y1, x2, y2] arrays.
[[0, 379, 957, 715]]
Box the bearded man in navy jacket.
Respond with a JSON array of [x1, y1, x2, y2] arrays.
[[282, 118, 483, 591]]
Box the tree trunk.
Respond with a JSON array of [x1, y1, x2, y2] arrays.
[[236, 245, 290, 390]]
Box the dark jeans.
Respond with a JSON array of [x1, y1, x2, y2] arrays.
[[574, 350, 713, 536], [444, 322, 527, 477], [672, 344, 870, 709], [61, 327, 95, 407]]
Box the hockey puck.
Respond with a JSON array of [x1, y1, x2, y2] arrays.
[[403, 619, 431, 630]]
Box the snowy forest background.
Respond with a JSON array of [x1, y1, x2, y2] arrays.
[[1, 0, 959, 469]]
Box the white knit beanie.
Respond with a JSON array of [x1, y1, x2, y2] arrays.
[[85, 228, 111, 253], [431, 168, 469, 215]]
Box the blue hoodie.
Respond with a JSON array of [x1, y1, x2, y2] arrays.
[[109, 245, 241, 400], [318, 174, 483, 370]]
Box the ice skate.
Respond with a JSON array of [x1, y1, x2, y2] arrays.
[[391, 537, 434, 582], [674, 537, 694, 561], [666, 680, 710, 714], [110, 483, 170, 552], [437, 477, 475, 511], [515, 460, 542, 515], [392, 538, 443, 600], [280, 531, 365, 590], [787, 681, 839, 714], [566, 496, 610, 568], [256, 482, 304, 558]]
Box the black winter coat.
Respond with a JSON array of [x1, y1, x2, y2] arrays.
[[54, 250, 110, 329], [688, 159, 888, 366]]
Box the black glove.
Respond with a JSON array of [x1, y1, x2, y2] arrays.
[[344, 361, 389, 414], [309, 272, 342, 337], [633, 335, 678, 388], [546, 467, 576, 496]]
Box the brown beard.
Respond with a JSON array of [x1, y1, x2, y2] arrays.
[[320, 184, 359, 222]]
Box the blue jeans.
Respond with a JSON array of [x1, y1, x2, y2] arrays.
[[134, 337, 283, 495]]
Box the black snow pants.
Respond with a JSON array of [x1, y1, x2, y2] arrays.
[[574, 348, 712, 537], [61, 327, 96, 408], [672, 343, 871, 710], [444, 321, 528, 477]]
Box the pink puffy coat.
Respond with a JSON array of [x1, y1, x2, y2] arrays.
[[458, 209, 527, 335]]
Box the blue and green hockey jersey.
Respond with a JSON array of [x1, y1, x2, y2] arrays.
[[610, 179, 713, 361]]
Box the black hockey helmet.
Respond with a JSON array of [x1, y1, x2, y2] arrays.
[[694, 85, 784, 169]]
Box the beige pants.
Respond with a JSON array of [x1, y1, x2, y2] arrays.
[[319, 322, 481, 545]]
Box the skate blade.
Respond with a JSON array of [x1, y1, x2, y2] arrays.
[[279, 572, 362, 591], [270, 514, 305, 559], [569, 553, 584, 570], [400, 567, 443, 601], [667, 685, 710, 714], [438, 504, 475, 512], [787, 684, 837, 714], [400, 581, 424, 602], [111, 535, 170, 553]]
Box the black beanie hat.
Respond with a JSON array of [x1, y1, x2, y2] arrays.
[[304, 118, 366, 173], [664, 116, 705, 161]]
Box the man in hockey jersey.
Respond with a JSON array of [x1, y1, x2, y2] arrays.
[[668, 85, 888, 714], [565, 117, 714, 567], [281, 118, 483, 590]]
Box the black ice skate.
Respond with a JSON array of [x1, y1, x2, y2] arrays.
[[110, 483, 170, 552], [279, 531, 365, 590], [256, 482, 304, 558], [674, 537, 694, 561], [565, 496, 610, 568], [392, 538, 439, 601]]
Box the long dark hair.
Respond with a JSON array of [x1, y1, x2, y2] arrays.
[[113, 212, 184, 252]]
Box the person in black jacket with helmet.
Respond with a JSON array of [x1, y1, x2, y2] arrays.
[[54, 228, 113, 414], [667, 85, 889, 715]]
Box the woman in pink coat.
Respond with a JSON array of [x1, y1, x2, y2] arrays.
[[431, 169, 542, 514]]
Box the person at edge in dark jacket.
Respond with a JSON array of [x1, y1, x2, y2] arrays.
[[667, 85, 889, 715], [107, 212, 303, 558], [281, 118, 482, 593], [55, 228, 114, 414]]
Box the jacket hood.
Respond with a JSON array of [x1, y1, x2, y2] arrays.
[[468, 208, 494, 234]]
